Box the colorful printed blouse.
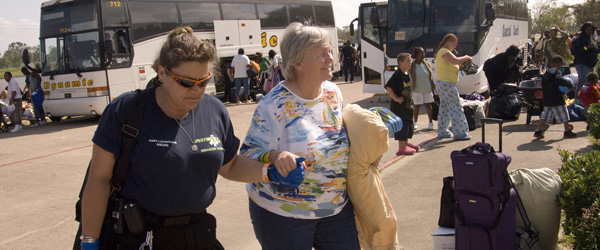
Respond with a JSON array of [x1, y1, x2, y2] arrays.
[[240, 81, 350, 219]]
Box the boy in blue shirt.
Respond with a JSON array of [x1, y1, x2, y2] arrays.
[[534, 55, 577, 139]]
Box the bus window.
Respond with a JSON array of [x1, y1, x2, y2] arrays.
[[102, 0, 128, 27], [361, 5, 381, 45], [65, 32, 102, 72], [129, 2, 178, 42], [314, 5, 335, 27], [104, 29, 132, 68], [221, 3, 258, 20], [257, 4, 288, 28], [41, 0, 98, 37], [288, 5, 314, 25], [42, 38, 64, 73], [180, 2, 221, 31]]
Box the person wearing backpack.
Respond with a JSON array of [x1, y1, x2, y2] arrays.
[[579, 71, 600, 131]]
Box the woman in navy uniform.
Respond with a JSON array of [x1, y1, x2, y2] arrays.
[[80, 26, 303, 249]]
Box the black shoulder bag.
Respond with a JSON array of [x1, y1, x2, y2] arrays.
[[73, 89, 146, 250]]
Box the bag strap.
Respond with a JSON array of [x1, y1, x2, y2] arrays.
[[507, 171, 534, 229], [110, 89, 146, 191]]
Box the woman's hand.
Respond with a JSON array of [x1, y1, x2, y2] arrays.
[[395, 97, 404, 104], [463, 56, 473, 63], [271, 151, 304, 177]]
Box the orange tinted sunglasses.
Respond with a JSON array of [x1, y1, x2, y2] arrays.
[[165, 68, 212, 88]]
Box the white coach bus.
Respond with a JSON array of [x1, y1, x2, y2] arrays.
[[37, 0, 339, 119], [351, 0, 528, 97]]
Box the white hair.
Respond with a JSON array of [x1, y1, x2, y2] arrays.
[[280, 22, 330, 81]]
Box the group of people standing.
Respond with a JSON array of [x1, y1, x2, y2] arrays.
[[1, 66, 46, 133], [385, 33, 473, 156], [223, 49, 283, 104]]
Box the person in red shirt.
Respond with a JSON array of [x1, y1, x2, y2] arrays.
[[579, 71, 600, 131]]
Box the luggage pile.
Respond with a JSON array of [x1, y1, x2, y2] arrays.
[[436, 118, 562, 250]]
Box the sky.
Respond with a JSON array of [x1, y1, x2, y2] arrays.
[[0, 0, 586, 55]]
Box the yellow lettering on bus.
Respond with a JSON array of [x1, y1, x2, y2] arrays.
[[72, 81, 81, 87], [44, 82, 50, 89], [261, 32, 267, 48], [58, 82, 64, 88], [110, 1, 121, 7], [88, 79, 93, 86], [51, 83, 56, 90], [65, 82, 71, 88], [269, 35, 278, 47]]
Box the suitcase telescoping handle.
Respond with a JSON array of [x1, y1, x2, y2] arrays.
[[481, 118, 503, 152]]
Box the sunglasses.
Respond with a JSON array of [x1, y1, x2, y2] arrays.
[[165, 67, 212, 88]]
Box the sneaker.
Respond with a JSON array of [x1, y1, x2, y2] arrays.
[[453, 132, 472, 140], [563, 130, 577, 139], [414, 122, 418, 129], [533, 130, 545, 139], [407, 143, 420, 152], [396, 146, 416, 156], [428, 122, 434, 130], [10, 124, 23, 133], [437, 132, 454, 139]]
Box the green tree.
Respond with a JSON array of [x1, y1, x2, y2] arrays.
[[530, 0, 576, 35], [572, 1, 600, 31], [337, 26, 356, 45], [0, 42, 40, 70]]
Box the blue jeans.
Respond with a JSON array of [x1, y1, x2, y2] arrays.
[[234, 77, 250, 96], [575, 64, 593, 102], [31, 90, 45, 122], [249, 199, 360, 250]]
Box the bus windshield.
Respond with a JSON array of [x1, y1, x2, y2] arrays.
[[40, 0, 102, 75], [388, 0, 477, 45]]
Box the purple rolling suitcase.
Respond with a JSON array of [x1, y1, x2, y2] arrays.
[[451, 118, 516, 250]]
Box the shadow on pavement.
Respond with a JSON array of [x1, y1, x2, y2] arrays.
[[518, 139, 561, 151]]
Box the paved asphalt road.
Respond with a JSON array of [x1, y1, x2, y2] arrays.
[[0, 77, 592, 249]]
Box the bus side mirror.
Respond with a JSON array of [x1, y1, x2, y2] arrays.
[[22, 48, 30, 65], [349, 18, 358, 37], [485, 3, 496, 23]]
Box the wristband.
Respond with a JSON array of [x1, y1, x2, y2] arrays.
[[80, 235, 98, 243], [81, 240, 99, 250], [262, 150, 271, 164], [262, 164, 271, 182]]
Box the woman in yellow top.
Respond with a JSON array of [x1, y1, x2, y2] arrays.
[[434, 34, 473, 140]]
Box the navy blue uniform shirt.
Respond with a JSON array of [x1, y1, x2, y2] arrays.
[[93, 86, 240, 216]]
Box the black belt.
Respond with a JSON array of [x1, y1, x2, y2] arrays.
[[144, 210, 207, 227]]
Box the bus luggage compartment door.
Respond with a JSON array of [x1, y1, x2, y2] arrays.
[[214, 20, 262, 57]]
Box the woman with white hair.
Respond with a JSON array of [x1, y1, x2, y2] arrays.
[[240, 23, 360, 249]]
